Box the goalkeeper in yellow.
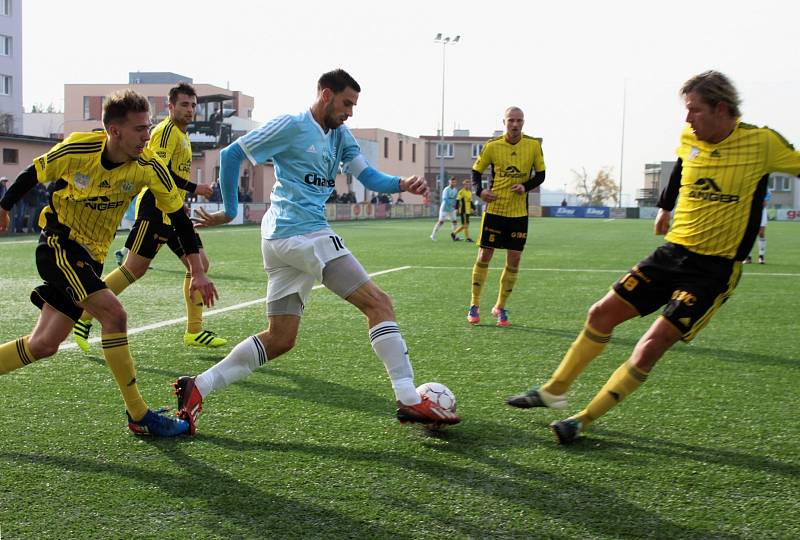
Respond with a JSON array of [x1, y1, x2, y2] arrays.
[[73, 83, 227, 351]]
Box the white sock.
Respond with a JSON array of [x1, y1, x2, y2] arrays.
[[431, 222, 441, 237], [195, 336, 267, 397], [758, 237, 766, 256], [369, 321, 420, 405]]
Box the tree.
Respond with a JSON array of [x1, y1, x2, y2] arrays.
[[572, 166, 620, 207]]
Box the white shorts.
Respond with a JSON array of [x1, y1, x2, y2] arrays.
[[438, 208, 457, 222], [261, 228, 352, 305], [760, 208, 768, 228]]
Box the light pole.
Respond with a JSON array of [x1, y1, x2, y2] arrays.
[[434, 33, 460, 198], [618, 78, 627, 208]]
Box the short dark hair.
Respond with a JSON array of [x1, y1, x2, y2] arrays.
[[680, 70, 741, 118], [318, 69, 360, 94], [102, 90, 150, 127], [169, 82, 197, 105]]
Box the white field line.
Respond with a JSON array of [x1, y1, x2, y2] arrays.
[[58, 265, 411, 351]]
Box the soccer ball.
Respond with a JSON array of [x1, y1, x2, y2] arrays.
[[416, 382, 456, 413]]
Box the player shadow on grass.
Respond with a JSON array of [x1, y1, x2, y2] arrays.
[[567, 427, 800, 480], [481, 324, 799, 369], [0, 448, 406, 539], [83, 355, 401, 420], [198, 431, 734, 540]]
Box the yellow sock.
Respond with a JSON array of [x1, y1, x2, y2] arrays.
[[575, 360, 648, 429], [0, 336, 36, 374], [101, 332, 148, 421], [79, 265, 137, 323], [184, 272, 204, 334], [541, 321, 611, 396], [470, 261, 490, 307], [495, 265, 519, 309]]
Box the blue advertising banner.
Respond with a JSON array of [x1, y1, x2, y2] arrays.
[[551, 206, 610, 218]]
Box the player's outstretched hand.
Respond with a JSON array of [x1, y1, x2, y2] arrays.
[[190, 274, 219, 308], [400, 175, 429, 197], [193, 207, 231, 228]]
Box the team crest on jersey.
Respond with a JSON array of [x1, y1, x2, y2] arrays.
[[120, 181, 135, 193], [73, 172, 90, 189], [688, 146, 700, 161]]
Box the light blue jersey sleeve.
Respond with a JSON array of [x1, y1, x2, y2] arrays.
[[219, 143, 245, 219], [237, 114, 297, 165]]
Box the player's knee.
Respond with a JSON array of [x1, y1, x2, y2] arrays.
[[369, 289, 395, 319], [96, 306, 128, 333], [587, 300, 615, 332]]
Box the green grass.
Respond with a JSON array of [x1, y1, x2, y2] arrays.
[[0, 218, 798, 539]]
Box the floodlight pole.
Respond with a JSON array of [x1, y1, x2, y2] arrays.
[[618, 78, 627, 208], [434, 34, 460, 197]]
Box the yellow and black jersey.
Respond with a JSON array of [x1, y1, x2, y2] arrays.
[[664, 122, 800, 259], [472, 134, 545, 218], [34, 131, 184, 263], [136, 118, 193, 224], [456, 187, 472, 214]]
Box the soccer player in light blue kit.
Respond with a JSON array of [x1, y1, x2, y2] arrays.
[[430, 177, 460, 241], [177, 69, 460, 433]]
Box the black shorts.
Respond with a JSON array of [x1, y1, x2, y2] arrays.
[[478, 213, 528, 251], [459, 212, 470, 225], [612, 243, 742, 341], [124, 217, 203, 260], [31, 232, 106, 322]]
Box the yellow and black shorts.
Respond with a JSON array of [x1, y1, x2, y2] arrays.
[[612, 242, 742, 342], [478, 213, 528, 251], [124, 217, 203, 260], [31, 231, 106, 321]]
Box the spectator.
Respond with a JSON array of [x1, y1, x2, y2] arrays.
[[561, 198, 568, 207], [395, 194, 404, 204], [327, 189, 338, 203], [0, 177, 7, 200]]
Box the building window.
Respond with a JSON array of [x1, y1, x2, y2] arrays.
[[83, 96, 103, 120], [471, 143, 484, 158], [383, 137, 389, 158], [0, 35, 11, 56], [435, 143, 454, 158], [412, 143, 416, 163], [769, 174, 793, 192], [0, 74, 10, 96], [0, 0, 10, 16], [398, 140, 403, 161], [3, 148, 18, 164]]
